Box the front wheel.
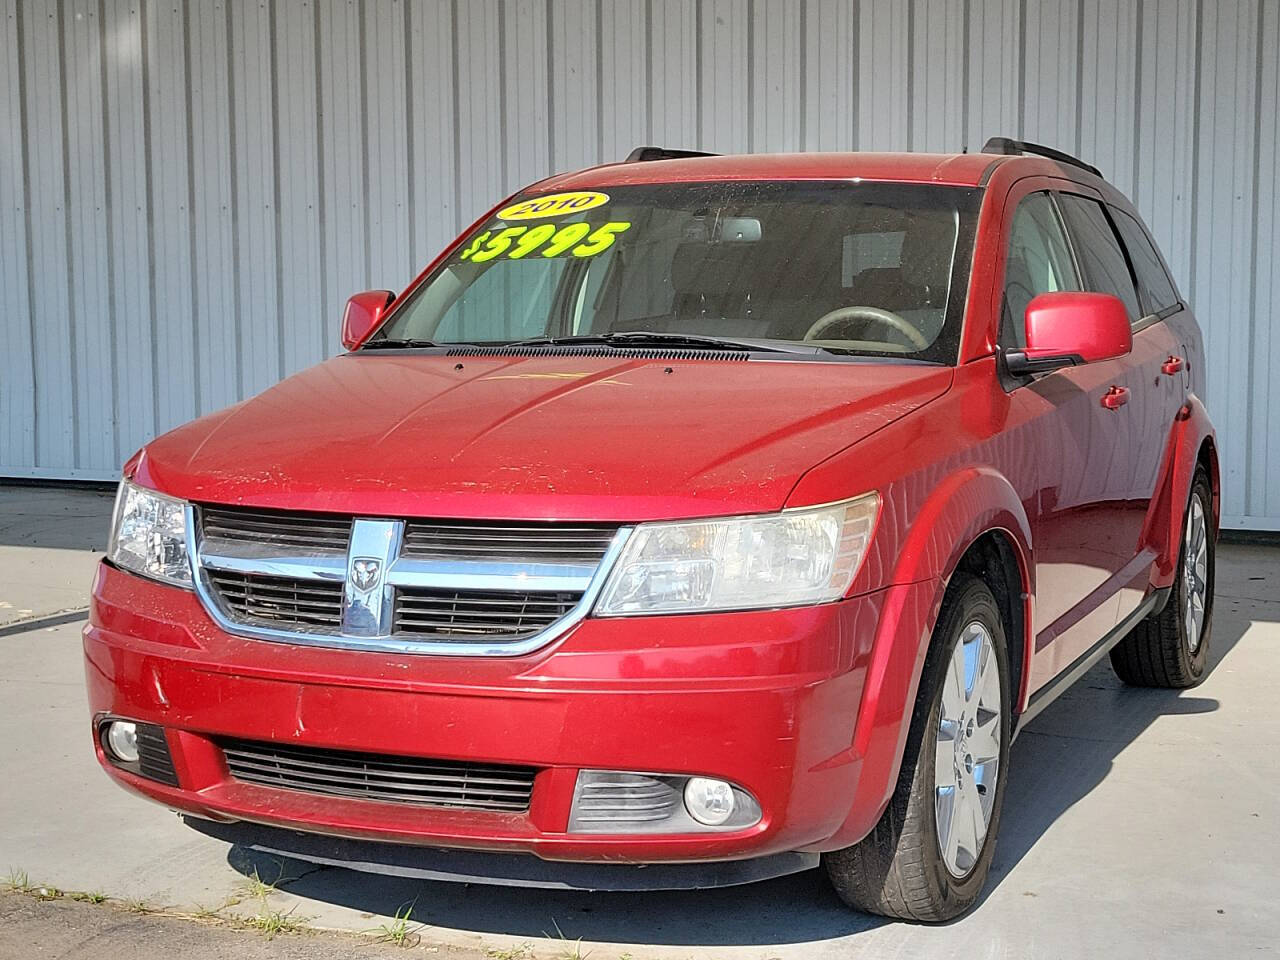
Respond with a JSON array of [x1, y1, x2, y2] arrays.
[[824, 574, 1012, 921]]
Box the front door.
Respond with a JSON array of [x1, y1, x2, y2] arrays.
[[999, 188, 1133, 692]]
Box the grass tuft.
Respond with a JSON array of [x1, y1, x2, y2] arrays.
[[369, 901, 421, 948], [238, 861, 294, 902], [241, 905, 309, 939], [544, 919, 590, 960], [486, 944, 534, 960], [4, 868, 32, 894], [69, 890, 108, 904]]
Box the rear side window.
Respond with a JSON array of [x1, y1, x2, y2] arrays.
[[1110, 209, 1180, 315], [1056, 194, 1142, 322], [1001, 192, 1081, 348]]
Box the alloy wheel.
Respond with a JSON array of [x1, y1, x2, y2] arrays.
[[934, 621, 1002, 879], [1183, 494, 1209, 654]]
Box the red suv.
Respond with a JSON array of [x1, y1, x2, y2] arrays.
[[87, 139, 1218, 920]]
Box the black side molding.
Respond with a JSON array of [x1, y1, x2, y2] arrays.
[[1017, 586, 1171, 733]]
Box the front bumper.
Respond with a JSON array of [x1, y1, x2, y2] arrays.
[[84, 561, 935, 870]]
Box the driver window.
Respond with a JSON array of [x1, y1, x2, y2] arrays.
[[1002, 192, 1081, 348]]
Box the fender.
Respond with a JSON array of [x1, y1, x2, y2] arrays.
[[815, 466, 1033, 850], [1139, 394, 1219, 588]]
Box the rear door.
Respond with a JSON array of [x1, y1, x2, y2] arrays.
[[1056, 193, 1179, 624], [1108, 205, 1192, 612]]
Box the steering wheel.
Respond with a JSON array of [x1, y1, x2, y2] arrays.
[[803, 305, 930, 350]]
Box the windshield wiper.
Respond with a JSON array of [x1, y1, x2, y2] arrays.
[[360, 338, 443, 350], [503, 331, 819, 354]]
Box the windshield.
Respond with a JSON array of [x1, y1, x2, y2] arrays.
[[372, 181, 981, 362]]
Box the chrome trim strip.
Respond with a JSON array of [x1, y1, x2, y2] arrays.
[[198, 551, 348, 581], [187, 504, 632, 657], [199, 536, 348, 561], [386, 561, 594, 593]]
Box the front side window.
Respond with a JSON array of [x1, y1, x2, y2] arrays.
[[1001, 192, 1081, 348], [1056, 194, 1143, 322], [373, 182, 982, 363]]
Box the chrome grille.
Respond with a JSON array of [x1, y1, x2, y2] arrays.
[[401, 521, 617, 566], [221, 739, 537, 812], [201, 505, 351, 555], [192, 503, 627, 654], [206, 570, 344, 629], [394, 588, 580, 638]]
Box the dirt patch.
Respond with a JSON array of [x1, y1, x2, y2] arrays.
[[0, 891, 491, 960]]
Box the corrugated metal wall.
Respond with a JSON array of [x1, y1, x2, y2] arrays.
[[1, 0, 1277, 529]]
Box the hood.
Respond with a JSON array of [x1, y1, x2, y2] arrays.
[[134, 353, 951, 521]]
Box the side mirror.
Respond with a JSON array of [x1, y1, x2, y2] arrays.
[[341, 290, 396, 350], [1005, 291, 1132, 376]]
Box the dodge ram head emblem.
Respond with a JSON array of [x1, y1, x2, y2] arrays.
[[350, 557, 382, 592]]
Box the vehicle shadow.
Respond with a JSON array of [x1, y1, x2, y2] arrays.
[[227, 601, 1253, 949]]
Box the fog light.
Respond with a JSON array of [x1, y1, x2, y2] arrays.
[[684, 777, 736, 826], [103, 720, 139, 763]]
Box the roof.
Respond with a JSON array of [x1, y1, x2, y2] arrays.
[[537, 151, 1005, 190]]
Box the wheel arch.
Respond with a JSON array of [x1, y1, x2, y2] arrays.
[[818, 466, 1034, 850], [951, 529, 1030, 721], [1197, 433, 1220, 529]]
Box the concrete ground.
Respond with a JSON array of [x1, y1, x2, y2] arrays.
[[1, 484, 1277, 959]]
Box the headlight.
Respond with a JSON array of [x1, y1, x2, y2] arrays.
[[595, 492, 879, 616], [107, 480, 193, 587]]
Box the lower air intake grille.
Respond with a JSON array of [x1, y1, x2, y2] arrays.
[[568, 772, 682, 831], [221, 739, 538, 812], [207, 570, 344, 630], [394, 587, 580, 638]]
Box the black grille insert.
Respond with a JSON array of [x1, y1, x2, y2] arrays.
[[201, 504, 351, 554], [401, 521, 617, 566], [221, 739, 537, 812], [394, 587, 580, 638], [207, 570, 344, 629], [100, 720, 179, 787]]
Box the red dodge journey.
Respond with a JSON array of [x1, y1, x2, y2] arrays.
[[86, 139, 1218, 920]]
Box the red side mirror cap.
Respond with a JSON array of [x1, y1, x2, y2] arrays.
[[341, 290, 397, 351], [1007, 292, 1132, 376]]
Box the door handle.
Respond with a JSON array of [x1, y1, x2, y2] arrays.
[[1162, 355, 1185, 376], [1101, 386, 1130, 410]]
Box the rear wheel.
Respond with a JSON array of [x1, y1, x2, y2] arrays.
[[824, 574, 1011, 921], [1110, 469, 1215, 688]]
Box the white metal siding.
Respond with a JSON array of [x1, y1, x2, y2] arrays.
[[1, 0, 1276, 529]]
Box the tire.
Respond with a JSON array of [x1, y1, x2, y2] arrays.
[[1110, 468, 1215, 689], [824, 574, 1012, 922]]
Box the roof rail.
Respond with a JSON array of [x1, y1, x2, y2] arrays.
[[624, 146, 720, 163], [981, 137, 1102, 178]]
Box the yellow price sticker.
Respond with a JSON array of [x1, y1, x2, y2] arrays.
[[459, 221, 632, 263], [496, 191, 611, 221]]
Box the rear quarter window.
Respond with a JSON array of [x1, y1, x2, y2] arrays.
[[1110, 208, 1181, 316], [1056, 194, 1143, 323]]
